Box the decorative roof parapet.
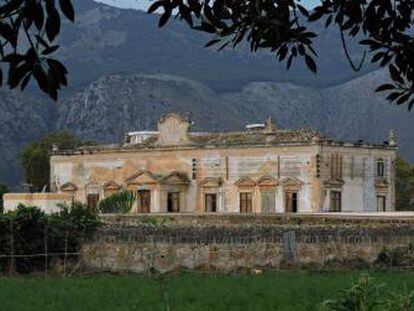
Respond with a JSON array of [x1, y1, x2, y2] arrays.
[[389, 129, 397, 147], [155, 113, 191, 146]]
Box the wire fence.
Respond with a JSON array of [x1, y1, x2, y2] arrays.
[[0, 215, 90, 277]]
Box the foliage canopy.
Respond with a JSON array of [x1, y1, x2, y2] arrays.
[[149, 0, 414, 110], [0, 183, 9, 213], [395, 157, 414, 211], [20, 131, 94, 192], [0, 203, 99, 274], [0, 0, 75, 100]]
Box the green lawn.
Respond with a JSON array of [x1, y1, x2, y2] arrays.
[[0, 271, 413, 310]]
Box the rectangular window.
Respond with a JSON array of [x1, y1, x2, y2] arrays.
[[331, 154, 343, 179], [261, 191, 276, 213], [87, 194, 99, 210], [205, 193, 217, 212], [137, 190, 151, 213], [167, 192, 180, 213], [377, 160, 385, 177], [377, 195, 386, 212], [239, 192, 252, 213], [330, 191, 342, 212], [285, 192, 298, 213]]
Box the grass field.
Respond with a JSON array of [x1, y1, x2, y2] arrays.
[[0, 271, 414, 310]]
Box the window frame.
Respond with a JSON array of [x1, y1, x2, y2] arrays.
[[377, 195, 386, 212], [204, 193, 217, 213], [86, 194, 99, 210], [377, 158, 386, 178], [239, 192, 253, 213], [330, 190, 342, 212]]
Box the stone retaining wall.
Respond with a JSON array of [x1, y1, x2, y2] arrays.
[[81, 214, 414, 273]]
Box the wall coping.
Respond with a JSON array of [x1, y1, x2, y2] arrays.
[[99, 212, 414, 225], [4, 193, 73, 200]]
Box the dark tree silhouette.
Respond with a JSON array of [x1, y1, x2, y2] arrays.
[[0, 0, 74, 100], [20, 131, 94, 191], [148, 0, 414, 110]]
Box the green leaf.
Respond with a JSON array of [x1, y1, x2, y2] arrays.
[[297, 4, 309, 17], [205, 39, 220, 47], [20, 73, 32, 91], [59, 0, 75, 22], [159, 10, 171, 27], [45, 0, 61, 41], [305, 55, 317, 73], [42, 45, 59, 55], [375, 84, 395, 92], [34, 2, 45, 30], [148, 1, 164, 14], [396, 93, 410, 105], [389, 64, 404, 85]]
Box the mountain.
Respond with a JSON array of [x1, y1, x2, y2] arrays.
[[0, 90, 55, 187], [57, 71, 413, 160], [92, 0, 321, 11], [0, 0, 412, 189], [53, 0, 375, 93], [94, 0, 152, 10]]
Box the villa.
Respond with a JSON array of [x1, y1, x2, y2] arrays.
[[4, 113, 397, 213]]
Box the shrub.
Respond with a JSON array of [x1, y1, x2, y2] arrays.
[[0, 203, 100, 275], [98, 190, 136, 214], [318, 274, 383, 310], [0, 183, 8, 214], [318, 274, 414, 311]]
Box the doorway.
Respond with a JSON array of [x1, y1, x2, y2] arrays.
[[261, 191, 276, 213], [205, 193, 217, 212], [377, 195, 386, 212], [167, 192, 180, 213], [87, 194, 99, 210], [330, 191, 342, 212], [137, 190, 151, 213], [240, 192, 253, 213], [285, 191, 298, 213]]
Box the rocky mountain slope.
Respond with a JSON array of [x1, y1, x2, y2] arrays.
[[0, 0, 412, 189], [0, 90, 55, 187], [57, 71, 412, 154], [54, 0, 374, 92]]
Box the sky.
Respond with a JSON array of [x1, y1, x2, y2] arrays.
[[94, 0, 321, 11]]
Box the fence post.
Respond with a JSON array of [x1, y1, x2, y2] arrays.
[[64, 229, 69, 277], [9, 216, 14, 276], [44, 223, 48, 277]]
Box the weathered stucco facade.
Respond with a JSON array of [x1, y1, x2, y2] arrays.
[[50, 113, 396, 213]]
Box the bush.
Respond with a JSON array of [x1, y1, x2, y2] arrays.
[[0, 183, 8, 214], [318, 274, 414, 311], [98, 190, 136, 214], [0, 203, 100, 275]]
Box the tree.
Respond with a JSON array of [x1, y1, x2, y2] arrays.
[[395, 157, 414, 211], [20, 131, 94, 192], [0, 183, 9, 213], [0, 0, 74, 100], [148, 0, 414, 110]]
